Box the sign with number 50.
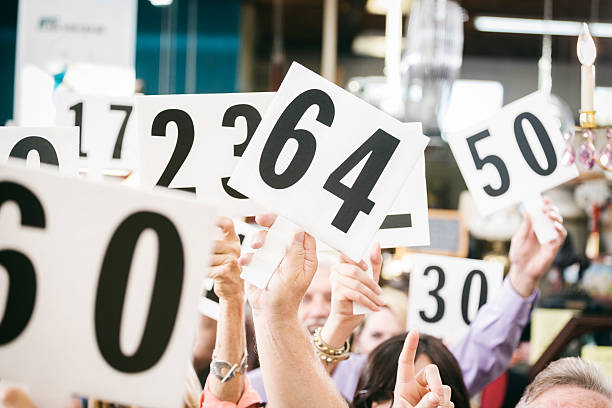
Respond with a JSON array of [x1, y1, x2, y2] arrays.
[[447, 92, 578, 216]]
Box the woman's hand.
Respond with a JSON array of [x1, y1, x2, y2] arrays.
[[208, 216, 243, 302], [320, 243, 384, 349], [393, 331, 453, 408]]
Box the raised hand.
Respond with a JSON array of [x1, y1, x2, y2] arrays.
[[240, 214, 318, 319], [208, 216, 243, 302], [393, 331, 453, 408], [509, 197, 567, 297], [320, 243, 384, 349]]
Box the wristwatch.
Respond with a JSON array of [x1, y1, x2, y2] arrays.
[[210, 350, 248, 383]]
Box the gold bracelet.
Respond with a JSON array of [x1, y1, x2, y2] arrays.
[[312, 326, 350, 364]]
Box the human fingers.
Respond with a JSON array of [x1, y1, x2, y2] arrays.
[[441, 385, 452, 407], [333, 272, 384, 307], [208, 259, 240, 280], [212, 239, 240, 256], [543, 206, 563, 224], [334, 286, 381, 312], [216, 216, 240, 241], [249, 229, 268, 250], [370, 242, 382, 283], [255, 213, 277, 228], [339, 253, 368, 271], [415, 364, 444, 401], [239, 252, 254, 267], [412, 392, 441, 408], [334, 263, 383, 296], [395, 331, 419, 385]]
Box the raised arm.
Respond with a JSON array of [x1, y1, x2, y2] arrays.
[[319, 245, 384, 374], [242, 214, 347, 408], [450, 198, 567, 395], [204, 216, 249, 403]]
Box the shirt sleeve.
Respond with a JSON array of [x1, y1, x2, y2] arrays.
[[200, 375, 262, 408], [449, 276, 539, 396]]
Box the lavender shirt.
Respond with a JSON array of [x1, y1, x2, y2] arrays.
[[248, 277, 538, 401]]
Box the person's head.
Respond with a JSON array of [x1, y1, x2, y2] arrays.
[[517, 357, 612, 408], [353, 332, 470, 408], [353, 288, 408, 355], [298, 251, 336, 333]]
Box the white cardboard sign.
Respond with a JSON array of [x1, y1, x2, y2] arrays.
[[408, 254, 503, 342], [446, 92, 578, 216], [14, 0, 137, 125], [0, 163, 216, 408], [136, 92, 273, 216], [0, 126, 79, 175], [55, 91, 138, 173], [229, 62, 429, 261], [375, 153, 429, 248]]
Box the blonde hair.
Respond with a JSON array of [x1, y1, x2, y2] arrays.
[[516, 357, 612, 407]]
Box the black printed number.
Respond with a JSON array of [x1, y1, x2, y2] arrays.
[[9, 136, 60, 168], [151, 109, 196, 193], [514, 112, 557, 176], [95, 211, 184, 373], [466, 130, 510, 197], [259, 89, 334, 189], [221, 104, 262, 199], [0, 182, 45, 345], [69, 101, 86, 157], [461, 270, 488, 325], [418, 266, 445, 323], [109, 105, 133, 160], [418, 266, 489, 325], [467, 112, 558, 197], [260, 89, 400, 233], [323, 129, 399, 232]]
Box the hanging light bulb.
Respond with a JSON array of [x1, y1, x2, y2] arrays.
[[578, 23, 597, 65], [577, 23, 597, 119]]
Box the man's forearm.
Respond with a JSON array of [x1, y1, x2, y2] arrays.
[[210, 297, 246, 402], [253, 311, 348, 408]]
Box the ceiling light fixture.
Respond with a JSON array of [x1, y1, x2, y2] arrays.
[[474, 16, 612, 38], [149, 0, 173, 7]]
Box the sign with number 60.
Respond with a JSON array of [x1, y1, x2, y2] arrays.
[[0, 163, 215, 408]]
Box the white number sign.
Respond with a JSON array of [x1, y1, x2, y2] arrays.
[[136, 92, 273, 216], [229, 62, 429, 260], [0, 163, 216, 408], [375, 153, 429, 248], [447, 92, 578, 216], [55, 90, 137, 173], [408, 254, 503, 342], [0, 126, 79, 175]]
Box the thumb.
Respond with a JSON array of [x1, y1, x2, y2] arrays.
[[303, 232, 318, 271], [285, 231, 317, 281]]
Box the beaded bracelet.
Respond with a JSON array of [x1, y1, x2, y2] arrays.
[[312, 326, 351, 364]]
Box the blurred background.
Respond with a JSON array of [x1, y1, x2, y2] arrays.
[[2, 2, 612, 404]]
